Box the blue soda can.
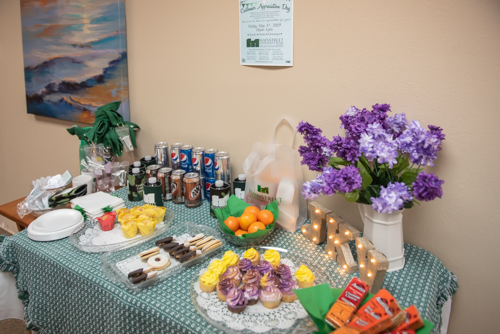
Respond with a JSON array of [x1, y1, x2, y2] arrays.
[[205, 177, 216, 202], [180, 145, 193, 172], [204, 149, 218, 178]]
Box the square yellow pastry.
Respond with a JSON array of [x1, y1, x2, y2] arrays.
[[137, 219, 156, 236], [118, 213, 137, 225], [121, 221, 138, 238], [152, 207, 166, 225]]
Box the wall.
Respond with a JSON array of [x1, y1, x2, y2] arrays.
[[1, 0, 499, 332]]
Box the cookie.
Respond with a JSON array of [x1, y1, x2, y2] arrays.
[[155, 236, 176, 246], [187, 233, 204, 245], [128, 266, 153, 278], [202, 239, 222, 253], [195, 236, 214, 248], [180, 250, 202, 263], [140, 247, 160, 260], [173, 246, 196, 259], [162, 242, 180, 250], [147, 254, 171, 270], [168, 243, 189, 256], [131, 271, 158, 284]]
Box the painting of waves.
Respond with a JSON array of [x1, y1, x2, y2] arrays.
[[21, 0, 129, 124]]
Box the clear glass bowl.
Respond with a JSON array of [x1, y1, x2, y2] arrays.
[[101, 222, 225, 291], [190, 246, 336, 334], [217, 222, 276, 247], [69, 208, 175, 253]]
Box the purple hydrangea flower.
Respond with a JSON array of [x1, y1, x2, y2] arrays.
[[412, 171, 444, 202], [297, 121, 330, 171], [385, 113, 407, 135], [396, 120, 445, 166], [302, 166, 362, 199], [371, 182, 412, 214], [328, 136, 361, 163], [358, 123, 398, 168]]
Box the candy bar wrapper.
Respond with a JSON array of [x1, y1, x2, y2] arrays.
[[382, 330, 416, 334], [97, 212, 117, 231], [394, 305, 424, 331], [350, 289, 406, 330], [347, 302, 393, 334], [325, 278, 369, 329]]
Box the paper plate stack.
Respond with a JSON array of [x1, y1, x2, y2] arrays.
[[70, 192, 125, 219], [28, 209, 84, 241]]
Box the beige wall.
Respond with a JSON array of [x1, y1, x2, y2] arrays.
[[1, 0, 499, 332]]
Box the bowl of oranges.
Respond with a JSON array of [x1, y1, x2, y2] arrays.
[[212, 195, 279, 246]]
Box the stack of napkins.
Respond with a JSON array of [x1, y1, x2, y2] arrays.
[[70, 192, 125, 219]]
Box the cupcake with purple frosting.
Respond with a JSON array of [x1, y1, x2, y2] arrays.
[[260, 272, 279, 288], [256, 261, 273, 276], [238, 258, 254, 275], [240, 284, 259, 305], [217, 278, 237, 302], [278, 279, 299, 303], [275, 264, 292, 281], [222, 266, 242, 286], [226, 287, 247, 313], [242, 269, 261, 286], [259, 285, 282, 309]]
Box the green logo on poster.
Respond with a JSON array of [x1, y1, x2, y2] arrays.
[[247, 39, 259, 47], [257, 185, 269, 194]]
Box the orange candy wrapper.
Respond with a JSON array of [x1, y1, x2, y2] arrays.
[[325, 278, 370, 329], [350, 289, 406, 330], [383, 330, 416, 334], [393, 305, 424, 332]]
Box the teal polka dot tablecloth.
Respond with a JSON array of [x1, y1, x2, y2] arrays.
[[0, 188, 457, 334]]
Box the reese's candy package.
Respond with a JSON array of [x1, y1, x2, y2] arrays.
[[325, 278, 369, 329], [347, 302, 394, 334], [350, 289, 406, 330], [393, 305, 424, 331]]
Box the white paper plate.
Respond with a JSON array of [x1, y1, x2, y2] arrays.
[[31, 209, 83, 233]]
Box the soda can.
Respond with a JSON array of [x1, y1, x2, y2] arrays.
[[205, 177, 216, 202], [155, 142, 170, 168], [180, 145, 193, 173], [158, 167, 173, 201], [199, 175, 205, 201], [146, 164, 161, 180], [171, 169, 186, 204], [204, 149, 218, 178], [192, 147, 205, 176], [183, 172, 202, 208], [215, 151, 231, 183], [170, 143, 183, 170]]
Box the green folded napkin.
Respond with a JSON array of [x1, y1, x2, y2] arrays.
[[294, 284, 434, 334], [212, 195, 278, 239]]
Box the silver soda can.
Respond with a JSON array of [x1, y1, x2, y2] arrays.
[[158, 167, 173, 201], [183, 172, 202, 208], [155, 142, 170, 168], [146, 164, 161, 179], [170, 143, 183, 170], [171, 169, 186, 204], [199, 175, 205, 201], [192, 147, 205, 177], [215, 151, 231, 184]]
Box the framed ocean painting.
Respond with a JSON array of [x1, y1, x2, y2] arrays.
[[20, 0, 129, 124]]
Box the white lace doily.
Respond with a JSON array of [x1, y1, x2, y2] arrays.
[[194, 257, 308, 333]]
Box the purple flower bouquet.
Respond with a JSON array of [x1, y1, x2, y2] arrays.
[[298, 104, 445, 213]]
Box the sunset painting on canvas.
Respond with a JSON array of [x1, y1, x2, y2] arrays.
[[20, 0, 129, 123]]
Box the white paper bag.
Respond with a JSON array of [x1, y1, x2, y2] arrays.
[[243, 117, 307, 232]]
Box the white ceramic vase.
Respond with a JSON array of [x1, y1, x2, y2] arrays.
[[358, 204, 405, 272]]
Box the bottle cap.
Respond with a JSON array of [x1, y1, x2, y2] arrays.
[[238, 174, 246, 181], [215, 180, 224, 187], [134, 161, 141, 167], [132, 168, 140, 174], [149, 177, 157, 184], [145, 155, 152, 161]]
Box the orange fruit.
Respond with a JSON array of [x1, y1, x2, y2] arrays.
[[247, 221, 266, 234], [236, 217, 241, 224], [224, 216, 240, 232], [239, 213, 257, 231], [244, 206, 260, 216], [235, 229, 249, 237], [257, 210, 274, 225]]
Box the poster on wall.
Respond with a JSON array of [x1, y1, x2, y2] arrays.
[[20, 0, 130, 124], [239, 0, 294, 66]]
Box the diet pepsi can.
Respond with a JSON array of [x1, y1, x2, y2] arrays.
[[180, 145, 193, 173], [205, 177, 216, 202], [215, 151, 231, 183], [204, 149, 218, 178], [170, 143, 183, 170], [155, 142, 170, 168], [192, 147, 205, 176]]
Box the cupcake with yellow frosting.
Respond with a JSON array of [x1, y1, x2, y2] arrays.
[[294, 265, 315, 288], [221, 250, 239, 267], [199, 269, 219, 293], [243, 248, 261, 266], [207, 260, 227, 279], [263, 249, 281, 269]]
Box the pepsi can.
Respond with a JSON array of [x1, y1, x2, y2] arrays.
[[180, 145, 193, 172], [205, 177, 216, 202], [215, 151, 231, 183], [170, 143, 183, 170], [204, 149, 218, 178], [192, 147, 205, 176]]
